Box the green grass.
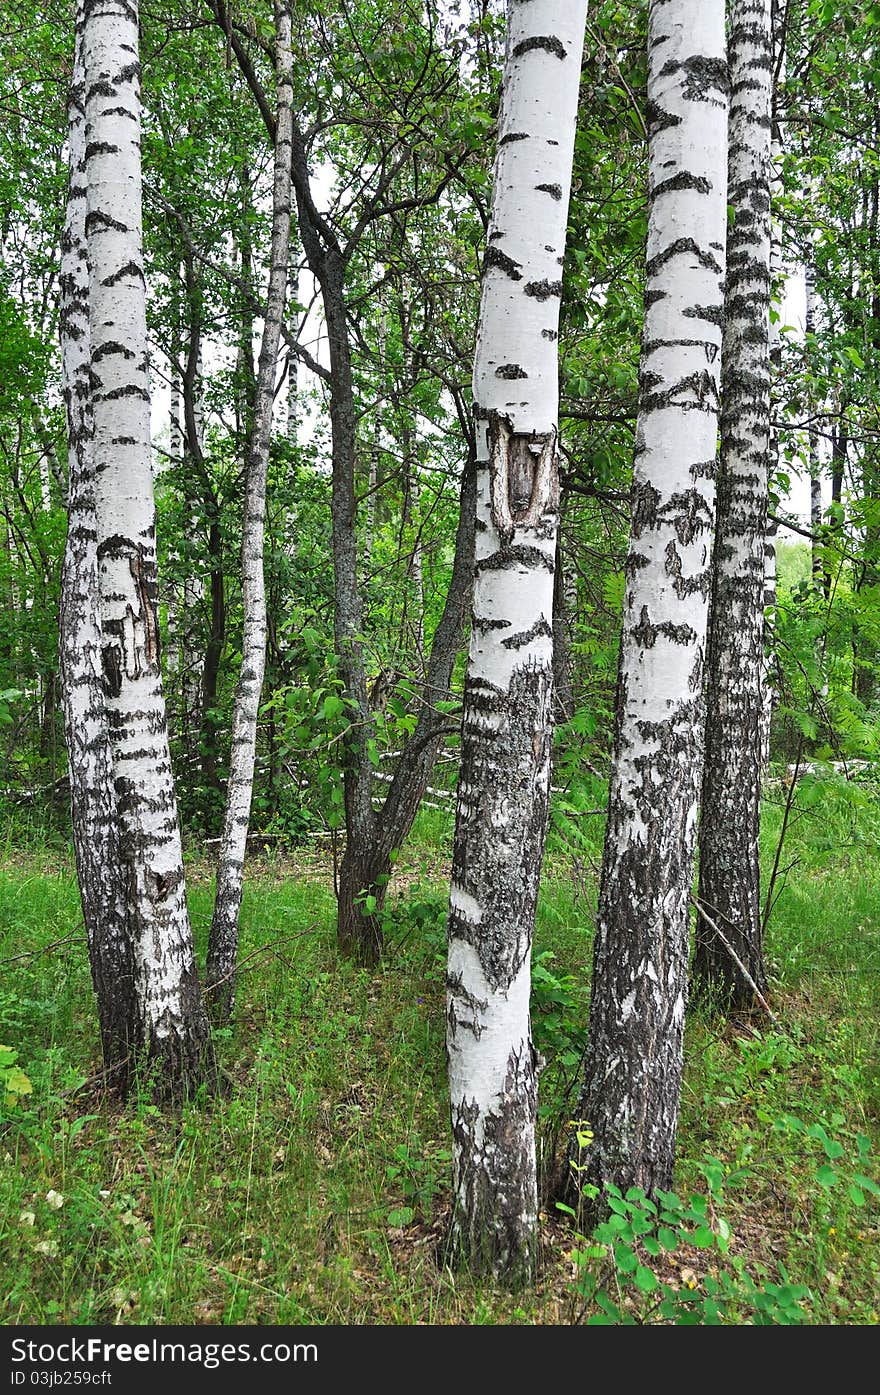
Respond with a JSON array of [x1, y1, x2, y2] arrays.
[[0, 776, 878, 1324]]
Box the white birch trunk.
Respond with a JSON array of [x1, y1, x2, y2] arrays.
[[696, 0, 773, 1009], [286, 344, 298, 443], [59, 0, 136, 1088], [165, 374, 182, 683], [446, 0, 587, 1283], [364, 300, 386, 560], [206, 0, 294, 1023], [571, 0, 728, 1202], [761, 0, 786, 769], [181, 356, 204, 740], [805, 258, 824, 576], [84, 0, 210, 1092]]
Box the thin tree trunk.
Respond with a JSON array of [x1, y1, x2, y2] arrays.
[[552, 522, 575, 723], [446, 0, 587, 1284], [178, 254, 223, 797], [805, 257, 824, 584], [236, 163, 258, 444], [84, 0, 211, 1095], [206, 0, 294, 1023], [59, 0, 136, 1091], [364, 298, 386, 560], [695, 0, 773, 1011], [211, 0, 475, 961], [569, 0, 728, 1206], [761, 5, 786, 768]]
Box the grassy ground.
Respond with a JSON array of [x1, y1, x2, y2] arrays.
[[1, 776, 878, 1324]]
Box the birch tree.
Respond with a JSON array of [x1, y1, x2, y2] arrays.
[[84, 0, 210, 1093], [760, 0, 787, 770], [206, 0, 294, 1023], [695, 0, 773, 1008], [59, 0, 135, 1090], [446, 0, 587, 1282], [569, 0, 728, 1202]]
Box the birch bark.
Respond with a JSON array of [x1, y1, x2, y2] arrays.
[[570, 0, 728, 1202], [84, 0, 210, 1093], [446, 0, 587, 1283], [760, 1, 786, 768], [59, 0, 136, 1090], [206, 0, 294, 1023], [695, 0, 773, 1009]]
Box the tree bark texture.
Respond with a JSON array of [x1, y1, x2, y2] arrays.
[[206, 0, 294, 1023], [571, 0, 728, 1204], [446, 0, 587, 1284], [59, 0, 136, 1091], [84, 0, 210, 1094], [695, 0, 772, 1010]]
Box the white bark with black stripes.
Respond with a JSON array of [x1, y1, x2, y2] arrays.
[[446, 0, 587, 1283], [84, 0, 210, 1092], [206, 0, 294, 1022], [571, 0, 728, 1203], [59, 0, 136, 1090]]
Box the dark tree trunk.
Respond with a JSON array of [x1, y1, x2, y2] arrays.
[[694, 0, 773, 1011]]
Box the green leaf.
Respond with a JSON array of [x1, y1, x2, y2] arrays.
[[691, 1226, 716, 1249], [634, 1265, 658, 1293], [3, 1065, 32, 1098], [386, 1207, 414, 1227], [815, 1164, 839, 1188], [613, 1242, 638, 1273]]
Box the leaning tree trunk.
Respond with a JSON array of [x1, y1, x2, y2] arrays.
[[59, 0, 136, 1092], [446, 0, 587, 1285], [569, 0, 728, 1205], [83, 0, 210, 1095], [206, 0, 294, 1024], [694, 0, 773, 1011]]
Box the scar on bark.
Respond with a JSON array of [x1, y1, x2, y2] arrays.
[[97, 536, 161, 678], [129, 550, 160, 669], [484, 411, 558, 546]]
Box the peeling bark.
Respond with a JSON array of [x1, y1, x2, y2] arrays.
[[447, 0, 587, 1283], [570, 0, 728, 1205]]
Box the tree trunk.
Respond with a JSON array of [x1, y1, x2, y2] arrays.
[[446, 0, 587, 1284], [59, 0, 136, 1092], [695, 0, 773, 1011], [206, 0, 294, 1024], [569, 0, 728, 1206], [552, 522, 575, 723], [760, 7, 786, 769], [805, 257, 825, 585], [177, 256, 223, 802], [84, 0, 211, 1095]]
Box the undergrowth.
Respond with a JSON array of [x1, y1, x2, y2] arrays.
[[0, 775, 878, 1323]]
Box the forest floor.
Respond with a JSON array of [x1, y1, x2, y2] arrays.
[[1, 775, 879, 1325]]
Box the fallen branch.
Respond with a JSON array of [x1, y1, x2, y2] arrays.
[[690, 897, 780, 1028]]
